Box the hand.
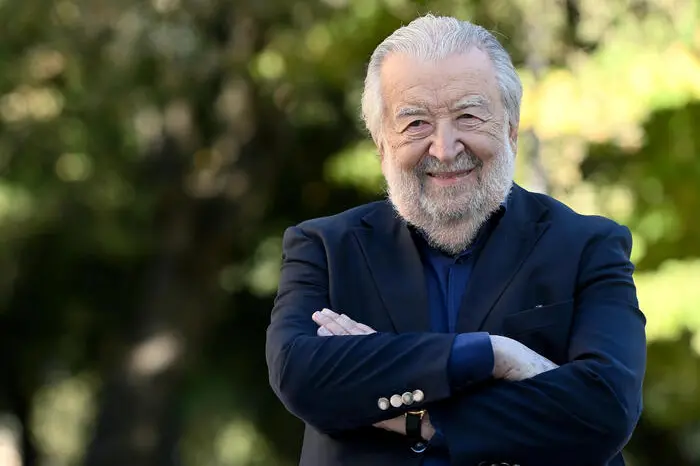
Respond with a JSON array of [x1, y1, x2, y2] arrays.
[[311, 309, 434, 440], [490, 335, 559, 381], [312, 308, 376, 336], [371, 411, 436, 441]]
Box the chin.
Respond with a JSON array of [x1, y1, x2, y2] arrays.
[[385, 148, 514, 254], [395, 177, 511, 253], [421, 204, 489, 253], [421, 192, 474, 221]]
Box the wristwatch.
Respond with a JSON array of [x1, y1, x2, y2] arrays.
[[405, 409, 428, 453]]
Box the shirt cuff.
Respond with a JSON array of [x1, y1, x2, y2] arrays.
[[447, 332, 494, 391]]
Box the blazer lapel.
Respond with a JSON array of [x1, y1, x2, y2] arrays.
[[456, 185, 551, 333], [353, 202, 430, 333]]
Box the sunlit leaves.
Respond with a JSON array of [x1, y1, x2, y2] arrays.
[[30, 374, 98, 466], [636, 260, 700, 344], [0, 183, 34, 223], [245, 236, 283, 297], [1, 0, 699, 464], [0, 86, 64, 123], [253, 50, 287, 82], [213, 419, 277, 466], [324, 140, 383, 193], [55, 153, 93, 183]]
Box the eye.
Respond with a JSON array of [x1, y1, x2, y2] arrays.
[[407, 120, 427, 128], [459, 113, 477, 120], [403, 120, 430, 134]]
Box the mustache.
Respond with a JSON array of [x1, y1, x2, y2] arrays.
[[415, 152, 482, 175]]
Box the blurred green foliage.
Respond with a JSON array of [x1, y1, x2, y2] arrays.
[[0, 0, 699, 465]]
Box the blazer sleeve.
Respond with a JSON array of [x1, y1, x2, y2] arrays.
[[431, 223, 646, 466], [266, 225, 463, 434]]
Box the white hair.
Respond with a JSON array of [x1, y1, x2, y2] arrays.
[[361, 14, 522, 143]]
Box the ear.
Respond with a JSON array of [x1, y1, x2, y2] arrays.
[[508, 121, 519, 155], [373, 133, 386, 160]]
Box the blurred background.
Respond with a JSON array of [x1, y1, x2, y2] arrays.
[[0, 0, 699, 465]]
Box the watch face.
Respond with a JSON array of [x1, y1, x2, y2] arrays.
[[411, 442, 428, 453]]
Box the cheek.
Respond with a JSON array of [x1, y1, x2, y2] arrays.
[[464, 126, 506, 163], [389, 142, 426, 171], [460, 136, 495, 164]]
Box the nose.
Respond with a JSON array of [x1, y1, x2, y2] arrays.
[[428, 120, 462, 163]]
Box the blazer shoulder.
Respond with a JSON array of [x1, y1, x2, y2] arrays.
[[529, 191, 629, 239], [292, 201, 387, 236]]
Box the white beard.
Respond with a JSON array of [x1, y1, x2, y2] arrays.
[[383, 137, 515, 255]]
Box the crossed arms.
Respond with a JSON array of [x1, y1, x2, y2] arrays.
[[312, 308, 558, 440], [265, 224, 646, 465]]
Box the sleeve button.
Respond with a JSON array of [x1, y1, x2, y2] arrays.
[[412, 389, 424, 403]]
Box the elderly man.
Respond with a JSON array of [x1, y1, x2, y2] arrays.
[[266, 14, 646, 466]]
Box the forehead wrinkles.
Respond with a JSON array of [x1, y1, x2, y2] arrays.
[[399, 92, 493, 118], [384, 75, 499, 120]]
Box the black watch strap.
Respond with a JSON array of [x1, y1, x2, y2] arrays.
[[405, 410, 427, 452]]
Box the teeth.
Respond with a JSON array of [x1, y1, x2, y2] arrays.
[[426, 168, 473, 178]]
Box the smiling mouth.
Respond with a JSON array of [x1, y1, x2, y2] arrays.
[[426, 168, 474, 179]]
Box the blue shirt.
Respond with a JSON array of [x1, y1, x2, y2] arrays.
[[411, 205, 506, 465]]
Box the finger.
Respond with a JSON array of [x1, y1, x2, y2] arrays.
[[345, 319, 375, 335], [336, 314, 362, 335], [312, 313, 347, 335], [315, 309, 375, 335], [333, 312, 376, 335], [312, 311, 334, 327], [314, 309, 343, 327], [317, 326, 333, 337], [321, 309, 361, 335], [321, 320, 349, 335], [321, 308, 340, 319], [356, 322, 377, 334]]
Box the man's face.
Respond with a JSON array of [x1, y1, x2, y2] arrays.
[[377, 49, 516, 253]]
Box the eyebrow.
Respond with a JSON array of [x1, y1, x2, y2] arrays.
[[395, 106, 429, 119], [394, 95, 491, 119], [453, 95, 490, 111]]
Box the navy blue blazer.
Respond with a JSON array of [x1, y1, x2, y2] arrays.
[[266, 184, 646, 466]]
